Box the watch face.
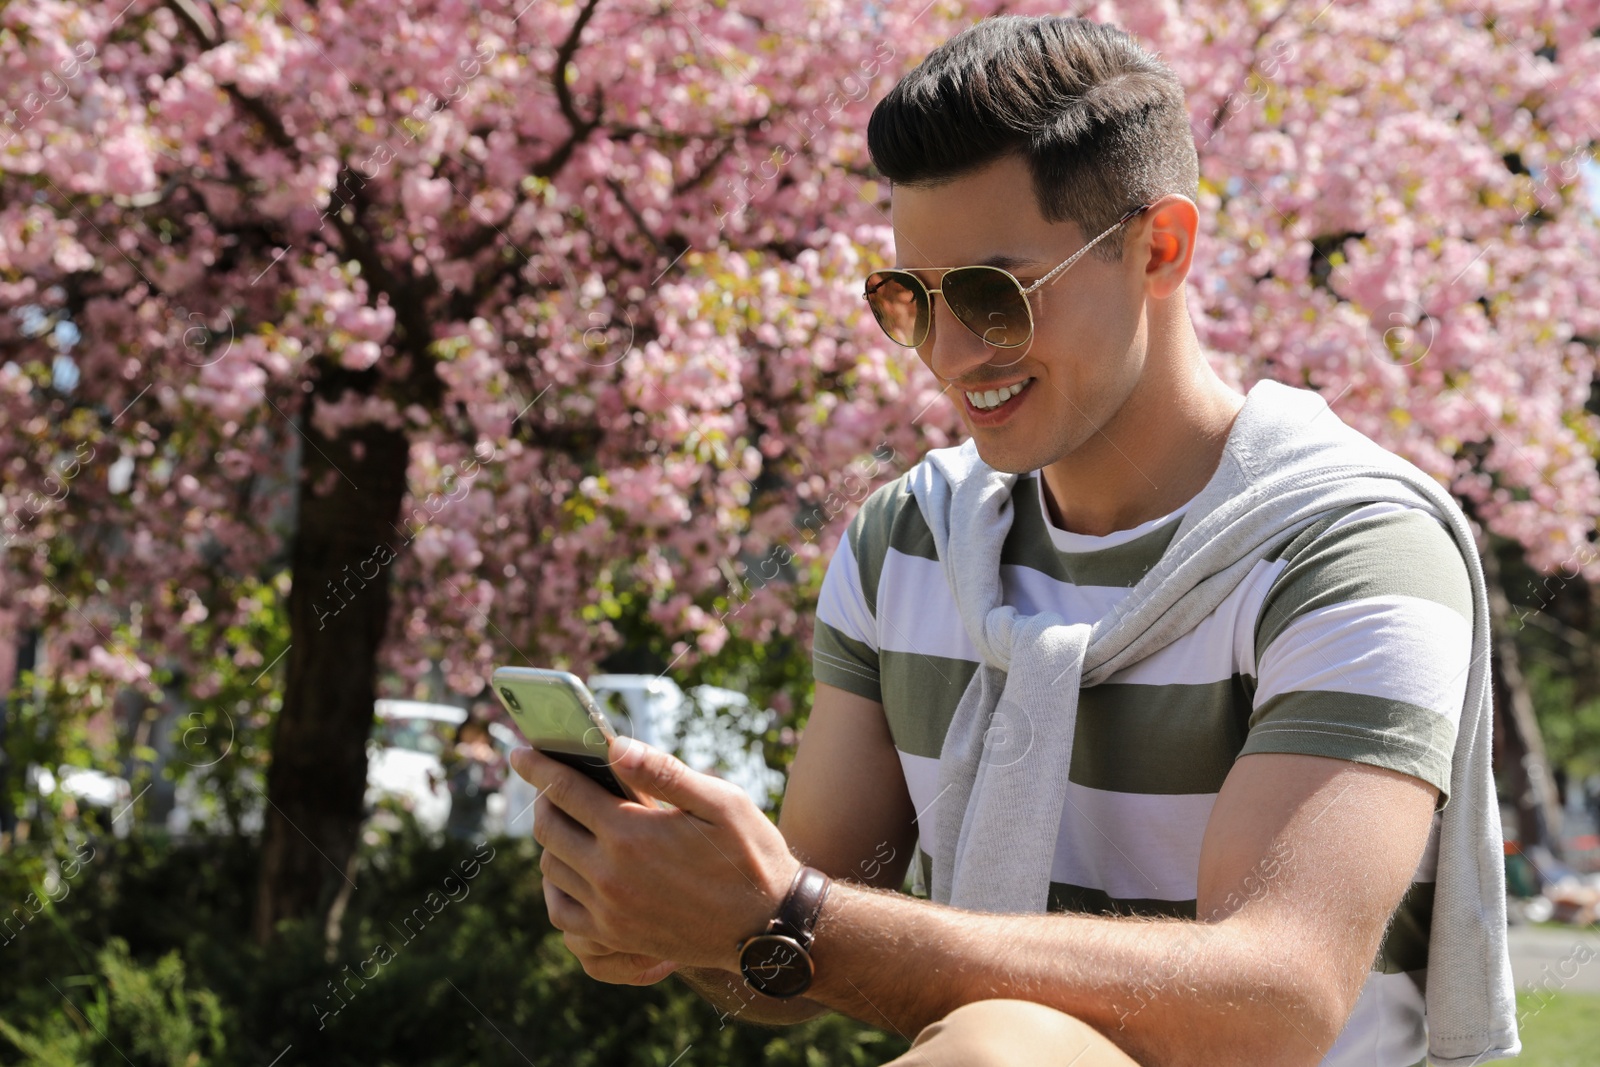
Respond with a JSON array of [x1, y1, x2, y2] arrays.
[[738, 933, 813, 998]]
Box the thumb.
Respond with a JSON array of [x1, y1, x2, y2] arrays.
[[609, 735, 717, 816]]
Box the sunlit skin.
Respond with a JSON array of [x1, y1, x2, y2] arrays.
[[889, 152, 1244, 536]]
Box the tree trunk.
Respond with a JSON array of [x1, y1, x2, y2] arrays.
[[0, 626, 36, 845], [1482, 542, 1565, 862], [252, 411, 410, 945]]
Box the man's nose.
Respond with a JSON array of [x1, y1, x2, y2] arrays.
[[921, 299, 1023, 382]]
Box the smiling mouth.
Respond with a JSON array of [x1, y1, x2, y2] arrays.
[[964, 378, 1035, 411]]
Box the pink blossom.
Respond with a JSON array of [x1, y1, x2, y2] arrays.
[[0, 0, 1594, 712]]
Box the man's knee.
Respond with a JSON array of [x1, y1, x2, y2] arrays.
[[890, 999, 1139, 1067]]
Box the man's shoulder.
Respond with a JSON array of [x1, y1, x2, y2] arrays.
[[846, 466, 935, 565], [1255, 498, 1474, 654]]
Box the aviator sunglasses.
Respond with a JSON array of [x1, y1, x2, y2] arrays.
[[863, 203, 1151, 350]]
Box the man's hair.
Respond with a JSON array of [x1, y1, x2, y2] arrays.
[[866, 15, 1199, 261]]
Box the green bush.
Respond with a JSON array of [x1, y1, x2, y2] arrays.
[[0, 827, 909, 1067], [0, 938, 226, 1067]]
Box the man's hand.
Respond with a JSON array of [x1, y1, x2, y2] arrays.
[[511, 737, 802, 979], [561, 931, 680, 986]]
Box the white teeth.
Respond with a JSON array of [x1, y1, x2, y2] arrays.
[[966, 378, 1033, 410]]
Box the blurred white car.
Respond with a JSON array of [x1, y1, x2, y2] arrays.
[[164, 681, 779, 840], [463, 676, 782, 836], [30, 764, 134, 838], [166, 699, 532, 838], [587, 675, 784, 808], [367, 699, 532, 836]]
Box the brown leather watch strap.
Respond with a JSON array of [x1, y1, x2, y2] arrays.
[[777, 865, 832, 949]]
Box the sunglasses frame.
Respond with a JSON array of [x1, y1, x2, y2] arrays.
[[864, 203, 1153, 350]]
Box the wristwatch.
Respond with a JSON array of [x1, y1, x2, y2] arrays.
[[736, 865, 832, 998]]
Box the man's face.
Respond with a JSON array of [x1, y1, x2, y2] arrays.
[[888, 154, 1150, 474]]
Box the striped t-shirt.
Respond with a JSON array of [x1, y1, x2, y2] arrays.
[[812, 467, 1472, 1067]]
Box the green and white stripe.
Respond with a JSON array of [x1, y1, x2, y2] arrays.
[[813, 469, 1471, 1067]]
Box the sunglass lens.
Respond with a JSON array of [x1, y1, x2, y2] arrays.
[[865, 271, 929, 347], [944, 267, 1030, 348]]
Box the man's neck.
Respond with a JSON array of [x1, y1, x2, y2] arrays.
[[1038, 356, 1245, 538]]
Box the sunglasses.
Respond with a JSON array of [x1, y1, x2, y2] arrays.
[[862, 204, 1151, 350]]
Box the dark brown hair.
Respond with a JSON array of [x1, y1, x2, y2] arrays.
[[866, 15, 1198, 261]]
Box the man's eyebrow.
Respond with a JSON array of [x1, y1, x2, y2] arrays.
[[895, 254, 1043, 272]]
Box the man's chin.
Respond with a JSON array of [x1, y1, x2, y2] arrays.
[[968, 436, 1049, 475]]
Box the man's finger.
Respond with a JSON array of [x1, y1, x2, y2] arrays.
[[539, 845, 594, 907], [532, 790, 599, 865], [573, 945, 680, 987], [543, 880, 593, 936], [562, 930, 679, 986], [510, 747, 539, 785], [565, 932, 618, 958], [608, 735, 727, 819], [634, 958, 680, 985], [515, 746, 620, 833]]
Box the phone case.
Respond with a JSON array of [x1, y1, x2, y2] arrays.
[[490, 667, 644, 803]]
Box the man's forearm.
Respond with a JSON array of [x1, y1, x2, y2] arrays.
[[676, 965, 830, 1029], [801, 884, 1354, 1067]]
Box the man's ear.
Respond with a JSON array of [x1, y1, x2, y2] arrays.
[[1141, 194, 1199, 300]]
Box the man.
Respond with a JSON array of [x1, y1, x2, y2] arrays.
[[440, 706, 505, 841], [512, 15, 1515, 1067]]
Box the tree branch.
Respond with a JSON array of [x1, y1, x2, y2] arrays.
[[531, 0, 607, 178]]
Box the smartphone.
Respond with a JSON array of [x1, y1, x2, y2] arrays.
[[490, 666, 645, 803]]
